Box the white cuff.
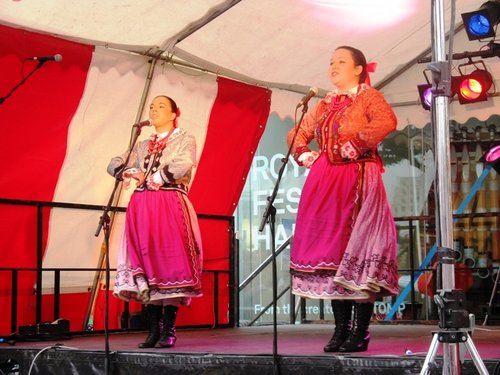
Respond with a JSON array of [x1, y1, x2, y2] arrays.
[[298, 152, 313, 163], [151, 171, 162, 184]]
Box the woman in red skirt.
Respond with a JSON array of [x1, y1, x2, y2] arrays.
[[288, 46, 399, 353], [108, 95, 203, 349]]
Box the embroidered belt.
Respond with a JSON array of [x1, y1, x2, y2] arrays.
[[135, 183, 187, 193], [329, 151, 378, 165]]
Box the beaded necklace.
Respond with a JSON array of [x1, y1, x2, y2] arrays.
[[329, 94, 353, 112], [147, 130, 174, 155], [319, 95, 353, 154], [143, 129, 175, 180]]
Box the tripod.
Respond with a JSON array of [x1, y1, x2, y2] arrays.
[[420, 1, 489, 373], [419, 250, 489, 375], [483, 148, 500, 326], [483, 260, 500, 325]]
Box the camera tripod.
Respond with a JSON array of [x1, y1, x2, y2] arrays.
[[419, 249, 489, 375]]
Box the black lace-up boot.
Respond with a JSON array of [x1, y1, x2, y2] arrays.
[[323, 300, 353, 352], [339, 302, 373, 352], [138, 304, 162, 348], [158, 305, 178, 348]]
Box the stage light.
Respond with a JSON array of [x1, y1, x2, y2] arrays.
[[483, 144, 500, 173], [461, 1, 500, 40], [454, 69, 493, 103], [416, 59, 493, 110], [417, 83, 433, 110], [453, 60, 494, 104]]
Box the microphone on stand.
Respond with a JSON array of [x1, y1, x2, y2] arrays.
[[296, 87, 319, 108], [27, 54, 63, 62], [132, 119, 152, 128]]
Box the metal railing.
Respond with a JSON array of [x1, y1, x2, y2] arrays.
[[0, 198, 236, 337], [238, 212, 500, 325]]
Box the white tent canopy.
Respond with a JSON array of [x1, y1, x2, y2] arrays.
[[1, 0, 498, 128]]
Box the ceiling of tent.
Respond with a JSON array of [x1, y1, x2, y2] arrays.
[[0, 0, 490, 95]]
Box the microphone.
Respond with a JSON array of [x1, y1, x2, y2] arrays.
[[296, 87, 319, 108], [27, 54, 63, 62], [132, 119, 152, 128]]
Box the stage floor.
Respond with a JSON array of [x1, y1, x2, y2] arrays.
[[1, 323, 499, 374]]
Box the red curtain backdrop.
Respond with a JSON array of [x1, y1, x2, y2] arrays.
[[189, 76, 271, 215], [0, 25, 271, 335], [0, 24, 94, 201], [0, 25, 94, 335], [187, 77, 271, 326]]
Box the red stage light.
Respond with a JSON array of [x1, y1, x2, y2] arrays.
[[417, 60, 493, 109], [453, 66, 493, 104], [459, 76, 484, 100]]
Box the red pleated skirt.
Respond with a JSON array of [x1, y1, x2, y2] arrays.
[[290, 153, 399, 300], [114, 189, 203, 303]]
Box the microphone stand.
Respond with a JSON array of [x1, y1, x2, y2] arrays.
[[0, 61, 48, 105], [258, 102, 311, 375], [94, 125, 144, 375]]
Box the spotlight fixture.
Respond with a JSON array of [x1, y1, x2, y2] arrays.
[[417, 60, 494, 109], [461, 1, 500, 40], [418, 83, 433, 110], [417, 69, 437, 111], [452, 60, 494, 104], [483, 144, 500, 173]]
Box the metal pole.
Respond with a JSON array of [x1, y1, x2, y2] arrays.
[[432, 0, 454, 284], [423, 1, 488, 374], [431, 0, 458, 373]]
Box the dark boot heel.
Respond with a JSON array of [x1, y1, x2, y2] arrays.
[[159, 327, 177, 348], [323, 300, 353, 353], [339, 302, 373, 353], [338, 331, 370, 352], [138, 305, 162, 348], [158, 305, 178, 348]]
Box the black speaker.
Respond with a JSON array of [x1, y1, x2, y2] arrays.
[[18, 319, 70, 338]]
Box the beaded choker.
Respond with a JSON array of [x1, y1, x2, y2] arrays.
[[329, 95, 353, 112], [147, 131, 173, 155]]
